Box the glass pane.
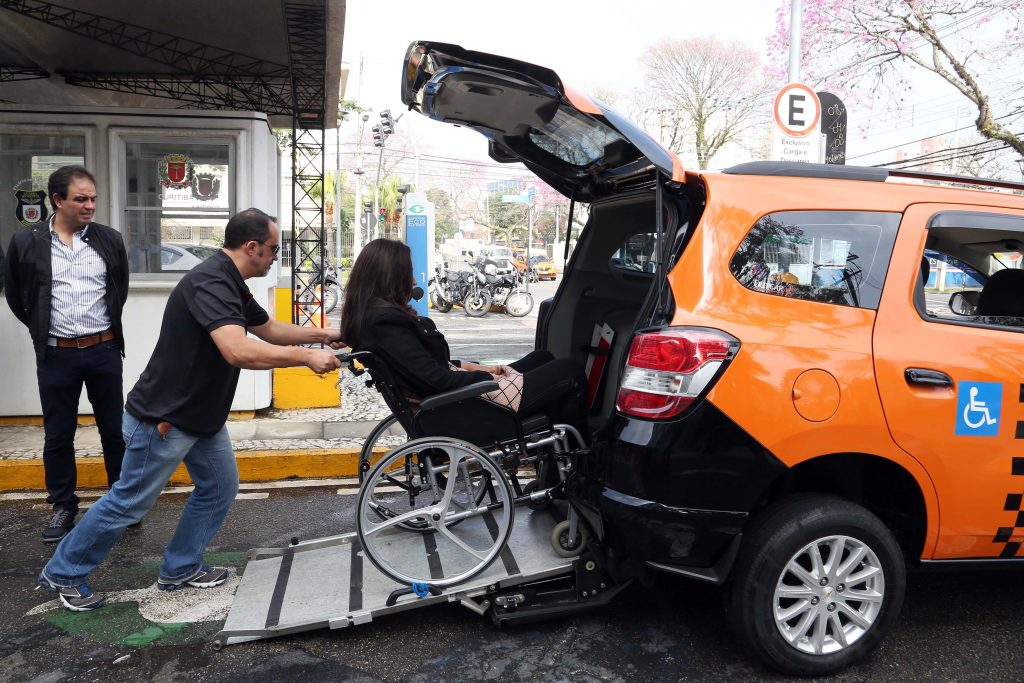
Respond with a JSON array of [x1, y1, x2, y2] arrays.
[[124, 140, 231, 274], [0, 134, 85, 250], [730, 211, 900, 310], [125, 141, 230, 210], [529, 108, 624, 167], [125, 209, 228, 273], [610, 231, 656, 273]]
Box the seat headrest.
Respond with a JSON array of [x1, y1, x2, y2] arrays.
[[920, 256, 930, 285], [976, 268, 1024, 317]]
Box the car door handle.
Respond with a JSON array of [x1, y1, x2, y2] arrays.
[[904, 368, 954, 387]]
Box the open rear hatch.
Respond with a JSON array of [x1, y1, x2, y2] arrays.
[[401, 41, 684, 201]]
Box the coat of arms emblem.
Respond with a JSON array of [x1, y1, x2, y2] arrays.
[[191, 172, 221, 201], [158, 153, 194, 189], [15, 189, 49, 227]]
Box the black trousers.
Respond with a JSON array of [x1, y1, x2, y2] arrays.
[[510, 350, 587, 437], [36, 340, 125, 513]]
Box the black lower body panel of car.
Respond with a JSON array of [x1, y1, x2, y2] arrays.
[[568, 400, 786, 573]]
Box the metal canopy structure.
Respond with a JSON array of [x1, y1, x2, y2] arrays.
[[0, 0, 345, 327]]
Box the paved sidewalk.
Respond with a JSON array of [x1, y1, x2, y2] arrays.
[[0, 372, 397, 490]]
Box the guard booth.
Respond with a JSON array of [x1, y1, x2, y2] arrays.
[[0, 0, 345, 417]]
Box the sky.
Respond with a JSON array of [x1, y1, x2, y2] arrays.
[[340, 0, 782, 174], [337, 0, 1020, 181]]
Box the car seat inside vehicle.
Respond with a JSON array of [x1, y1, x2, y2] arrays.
[[976, 268, 1024, 317]]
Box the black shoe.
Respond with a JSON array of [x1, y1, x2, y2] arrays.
[[42, 508, 76, 543], [38, 571, 105, 611], [157, 566, 229, 592]]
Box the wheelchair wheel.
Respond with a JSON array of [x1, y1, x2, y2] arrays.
[[356, 437, 515, 587], [358, 415, 408, 483]]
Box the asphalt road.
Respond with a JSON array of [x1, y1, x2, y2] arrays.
[[5, 481, 1024, 682]]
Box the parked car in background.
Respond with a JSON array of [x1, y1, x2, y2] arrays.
[[480, 245, 515, 275], [528, 255, 557, 280], [161, 243, 220, 271]]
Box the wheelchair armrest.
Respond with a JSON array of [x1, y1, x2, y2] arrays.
[[419, 381, 498, 411]]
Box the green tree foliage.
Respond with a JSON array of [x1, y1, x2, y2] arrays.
[[425, 188, 457, 245]]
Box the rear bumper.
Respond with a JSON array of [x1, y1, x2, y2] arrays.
[[569, 400, 786, 573], [569, 476, 746, 578]]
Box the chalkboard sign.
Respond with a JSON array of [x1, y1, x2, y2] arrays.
[[817, 92, 847, 165]]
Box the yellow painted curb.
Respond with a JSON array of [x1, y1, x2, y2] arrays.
[[0, 410, 255, 427], [0, 448, 382, 491]]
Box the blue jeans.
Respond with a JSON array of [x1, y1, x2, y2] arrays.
[[43, 412, 239, 586]]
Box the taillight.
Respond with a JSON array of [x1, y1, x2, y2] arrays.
[[616, 327, 738, 419]]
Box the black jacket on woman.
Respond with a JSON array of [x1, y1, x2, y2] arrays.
[[356, 306, 490, 398]]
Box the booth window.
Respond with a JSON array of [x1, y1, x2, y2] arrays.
[[0, 133, 85, 252], [124, 140, 232, 274]]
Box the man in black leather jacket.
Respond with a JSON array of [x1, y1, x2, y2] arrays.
[[4, 166, 130, 542]]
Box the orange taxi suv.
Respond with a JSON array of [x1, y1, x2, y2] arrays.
[[402, 41, 1024, 676]]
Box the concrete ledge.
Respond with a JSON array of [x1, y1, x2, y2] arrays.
[[0, 410, 256, 427], [0, 449, 375, 491]]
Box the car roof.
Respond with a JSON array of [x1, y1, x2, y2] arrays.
[[722, 161, 1024, 199]]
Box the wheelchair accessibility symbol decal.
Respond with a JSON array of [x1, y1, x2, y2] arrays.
[[956, 381, 1002, 436]]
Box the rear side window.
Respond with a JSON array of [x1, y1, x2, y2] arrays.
[[730, 211, 901, 310]]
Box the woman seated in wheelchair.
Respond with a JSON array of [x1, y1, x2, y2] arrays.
[[340, 239, 587, 439]]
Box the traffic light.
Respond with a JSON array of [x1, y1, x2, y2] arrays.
[[362, 200, 373, 212], [379, 109, 395, 136], [378, 208, 386, 224], [371, 125, 383, 147]]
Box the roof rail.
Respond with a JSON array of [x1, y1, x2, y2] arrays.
[[723, 161, 888, 182], [885, 167, 1024, 192], [722, 160, 1024, 193]]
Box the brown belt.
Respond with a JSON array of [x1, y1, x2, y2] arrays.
[[51, 330, 115, 349]]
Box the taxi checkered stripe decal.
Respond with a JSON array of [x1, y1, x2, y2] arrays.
[[994, 384, 1024, 557]]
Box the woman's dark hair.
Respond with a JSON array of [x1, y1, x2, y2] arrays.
[[48, 165, 96, 209], [224, 208, 276, 248], [341, 239, 415, 347]]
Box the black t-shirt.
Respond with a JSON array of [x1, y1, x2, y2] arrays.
[[126, 250, 269, 436]]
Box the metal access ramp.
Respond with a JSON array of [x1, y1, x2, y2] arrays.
[[214, 508, 579, 648]]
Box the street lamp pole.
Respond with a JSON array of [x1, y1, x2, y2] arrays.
[[788, 0, 803, 82], [353, 113, 368, 259]]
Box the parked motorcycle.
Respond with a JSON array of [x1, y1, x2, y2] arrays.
[[430, 262, 470, 313], [307, 262, 343, 314], [483, 265, 534, 317], [463, 260, 493, 317]]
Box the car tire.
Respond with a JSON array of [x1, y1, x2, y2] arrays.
[[727, 494, 905, 677]]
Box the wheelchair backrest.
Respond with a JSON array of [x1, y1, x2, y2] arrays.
[[360, 355, 423, 438]]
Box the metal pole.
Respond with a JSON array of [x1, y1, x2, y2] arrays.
[[525, 201, 532, 294], [374, 144, 384, 241], [353, 113, 368, 259], [335, 121, 342, 264], [788, 0, 803, 82]]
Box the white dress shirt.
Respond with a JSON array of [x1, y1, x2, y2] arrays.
[[48, 220, 110, 338]]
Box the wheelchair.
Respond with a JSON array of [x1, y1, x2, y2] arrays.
[[339, 351, 589, 589]]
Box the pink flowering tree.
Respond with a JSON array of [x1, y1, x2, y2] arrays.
[[767, 0, 1024, 157]]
